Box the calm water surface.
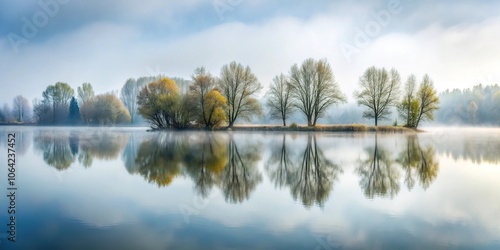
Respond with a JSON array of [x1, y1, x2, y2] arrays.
[[0, 126, 499, 249]]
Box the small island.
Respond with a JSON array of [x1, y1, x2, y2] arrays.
[[134, 61, 439, 131], [149, 124, 418, 133]]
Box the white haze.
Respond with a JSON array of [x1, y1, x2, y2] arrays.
[[1, 0, 499, 104]]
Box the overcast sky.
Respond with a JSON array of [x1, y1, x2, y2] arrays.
[[1, 0, 499, 103]]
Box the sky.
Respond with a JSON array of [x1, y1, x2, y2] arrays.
[[1, 0, 499, 104]]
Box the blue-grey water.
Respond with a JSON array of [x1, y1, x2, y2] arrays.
[[0, 126, 499, 250]]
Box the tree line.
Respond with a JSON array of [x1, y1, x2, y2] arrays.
[[134, 59, 440, 129], [435, 84, 500, 125], [7, 58, 495, 129], [31, 82, 131, 125]]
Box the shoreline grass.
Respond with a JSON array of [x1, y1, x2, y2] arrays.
[[150, 124, 421, 133], [220, 124, 420, 133], [0, 122, 421, 133]]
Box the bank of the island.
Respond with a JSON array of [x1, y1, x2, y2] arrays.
[[149, 124, 421, 133]]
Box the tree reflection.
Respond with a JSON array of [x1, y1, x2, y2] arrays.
[[221, 135, 262, 204], [78, 151, 93, 168], [265, 134, 294, 189], [184, 133, 228, 198], [34, 130, 128, 170], [466, 139, 500, 164], [122, 133, 140, 174], [69, 132, 79, 156], [397, 135, 439, 190], [397, 135, 420, 190], [135, 133, 185, 187], [437, 133, 500, 165], [357, 135, 400, 199], [78, 132, 129, 165], [417, 146, 439, 189], [34, 131, 76, 170], [290, 134, 342, 208], [265, 134, 342, 208], [0, 130, 32, 155], [133, 132, 263, 202]]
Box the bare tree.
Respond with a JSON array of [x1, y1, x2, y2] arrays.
[[42, 82, 75, 123], [218, 61, 263, 127], [32, 99, 51, 123], [190, 67, 217, 127], [266, 74, 295, 126], [289, 58, 346, 126], [120, 79, 142, 123], [415, 74, 439, 128], [120, 76, 161, 124], [354, 67, 400, 126], [77, 83, 95, 105], [397, 75, 419, 127], [0, 103, 13, 123], [12, 95, 30, 122]]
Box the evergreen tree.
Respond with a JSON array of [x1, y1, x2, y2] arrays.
[[68, 97, 81, 124]]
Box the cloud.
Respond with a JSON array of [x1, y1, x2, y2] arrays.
[[1, 1, 499, 105], [360, 16, 500, 91]]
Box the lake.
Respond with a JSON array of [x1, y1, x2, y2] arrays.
[[0, 126, 499, 249]]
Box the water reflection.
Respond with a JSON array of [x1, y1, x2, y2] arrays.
[[266, 135, 294, 189], [184, 133, 227, 198], [357, 135, 401, 199], [357, 135, 440, 199], [134, 133, 185, 187], [79, 132, 129, 163], [432, 131, 500, 164], [34, 131, 77, 170], [0, 128, 32, 155], [122, 133, 140, 174], [133, 132, 263, 203], [397, 135, 439, 190], [34, 130, 129, 170], [294, 135, 343, 207], [30, 128, 442, 206], [7, 127, 500, 249], [221, 135, 262, 203], [266, 134, 342, 207]]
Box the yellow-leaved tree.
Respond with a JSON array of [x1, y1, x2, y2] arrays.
[[137, 77, 183, 129], [202, 89, 227, 128], [190, 67, 228, 128]]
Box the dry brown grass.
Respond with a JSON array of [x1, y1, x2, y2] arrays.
[[218, 124, 418, 133]]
